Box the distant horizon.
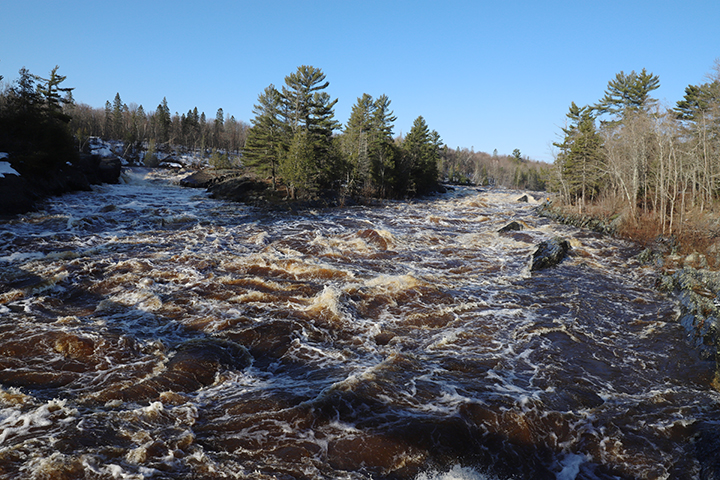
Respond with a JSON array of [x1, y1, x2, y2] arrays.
[[2, 1, 719, 163]]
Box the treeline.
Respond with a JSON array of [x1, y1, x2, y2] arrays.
[[439, 147, 548, 191], [1, 64, 549, 202], [68, 93, 249, 163], [243, 65, 548, 199], [552, 60, 720, 238]]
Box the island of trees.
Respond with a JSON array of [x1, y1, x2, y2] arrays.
[[0, 64, 548, 209]]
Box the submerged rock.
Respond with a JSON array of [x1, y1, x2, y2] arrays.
[[530, 237, 571, 271], [96, 338, 252, 403]]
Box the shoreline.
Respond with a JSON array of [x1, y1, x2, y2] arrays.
[[538, 201, 720, 388]]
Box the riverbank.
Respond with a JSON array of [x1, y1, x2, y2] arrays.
[[0, 154, 122, 217], [538, 200, 720, 388]]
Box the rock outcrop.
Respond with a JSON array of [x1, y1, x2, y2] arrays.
[[179, 169, 243, 188], [530, 237, 571, 271], [498, 221, 525, 234], [0, 154, 122, 216]]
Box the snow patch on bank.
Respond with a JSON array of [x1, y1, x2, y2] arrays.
[[0, 154, 19, 178]]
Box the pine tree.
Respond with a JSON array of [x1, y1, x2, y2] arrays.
[[244, 85, 286, 189], [112, 93, 124, 140], [155, 97, 171, 143], [213, 107, 224, 149], [594, 68, 660, 122], [675, 81, 720, 121], [401, 116, 441, 196], [342, 93, 375, 190], [279, 66, 340, 196], [281, 129, 316, 199], [0, 67, 78, 172], [33, 65, 74, 123], [553, 103, 605, 210], [369, 94, 398, 197]]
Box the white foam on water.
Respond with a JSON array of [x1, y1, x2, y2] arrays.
[[555, 453, 586, 480], [0, 399, 75, 445], [415, 464, 497, 480], [0, 251, 45, 263]]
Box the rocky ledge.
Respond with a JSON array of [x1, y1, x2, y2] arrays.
[[536, 201, 623, 236], [0, 154, 122, 216], [179, 169, 359, 211]]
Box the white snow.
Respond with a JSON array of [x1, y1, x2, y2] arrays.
[[0, 160, 19, 178]]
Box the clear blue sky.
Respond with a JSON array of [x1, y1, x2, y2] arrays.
[[2, 0, 718, 162]]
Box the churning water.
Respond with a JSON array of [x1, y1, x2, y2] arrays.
[[0, 168, 718, 479]]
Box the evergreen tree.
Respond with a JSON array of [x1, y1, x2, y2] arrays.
[[0, 67, 78, 173], [213, 107, 224, 149], [281, 129, 316, 199], [369, 94, 398, 197], [342, 93, 375, 190], [594, 68, 660, 122], [401, 116, 441, 195], [553, 103, 605, 210], [279, 65, 340, 196], [244, 85, 286, 189], [112, 93, 124, 140], [155, 97, 171, 143], [33, 66, 74, 123], [675, 80, 720, 121]]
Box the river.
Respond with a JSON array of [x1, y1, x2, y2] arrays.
[[0, 168, 718, 480]]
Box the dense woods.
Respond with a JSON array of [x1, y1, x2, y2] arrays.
[[552, 60, 720, 247], [1, 64, 548, 202]]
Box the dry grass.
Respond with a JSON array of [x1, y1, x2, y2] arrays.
[[555, 197, 720, 268]]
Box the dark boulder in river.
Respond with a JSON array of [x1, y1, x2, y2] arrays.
[[179, 169, 243, 188], [498, 221, 525, 234], [530, 237, 571, 271]]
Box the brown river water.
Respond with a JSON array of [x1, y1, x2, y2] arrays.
[[0, 168, 718, 480]]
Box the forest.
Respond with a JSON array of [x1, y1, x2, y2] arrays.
[[551, 60, 720, 251], [0, 64, 548, 201]]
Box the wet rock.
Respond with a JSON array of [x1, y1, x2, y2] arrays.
[[498, 221, 525, 234], [517, 194, 529, 203], [207, 175, 270, 203], [695, 423, 720, 480], [98, 157, 122, 184], [168, 338, 252, 381], [537, 203, 621, 236], [530, 237, 571, 271], [179, 169, 242, 188], [0, 154, 122, 216], [374, 332, 395, 346], [0, 173, 36, 216]]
